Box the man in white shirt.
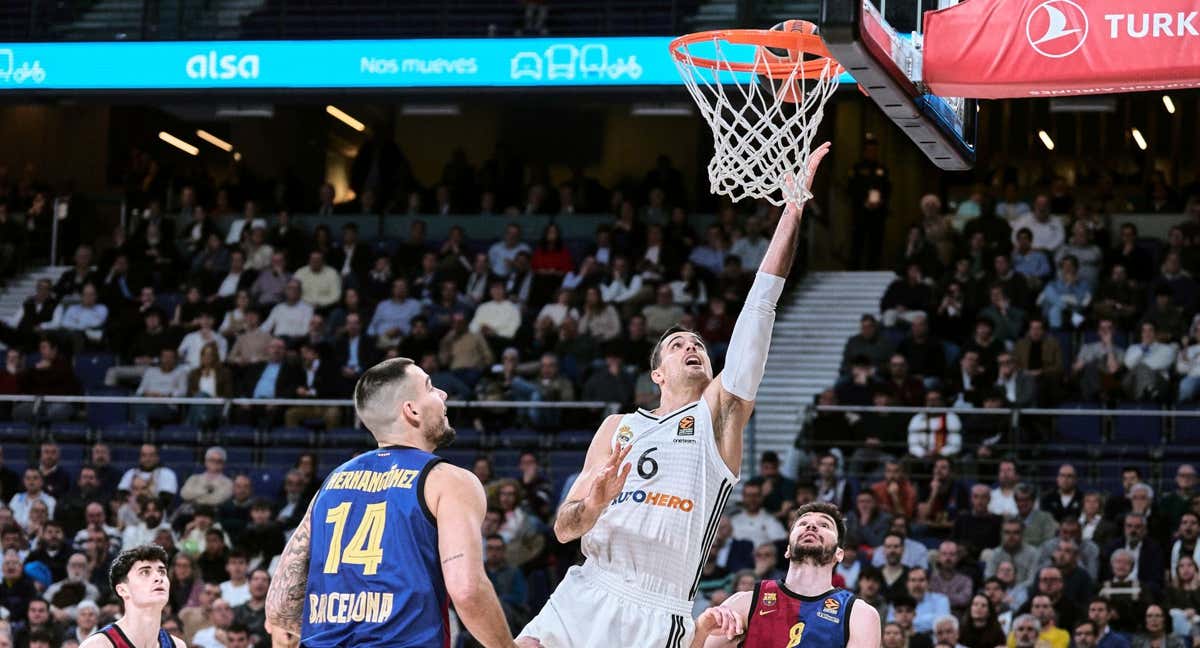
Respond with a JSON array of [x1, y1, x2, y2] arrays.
[[599, 256, 643, 306], [487, 223, 531, 277], [1123, 321, 1176, 401], [729, 482, 788, 548], [120, 496, 173, 549], [292, 250, 342, 311], [44, 282, 108, 351], [225, 200, 267, 246], [729, 217, 769, 272], [214, 249, 251, 302], [907, 389, 963, 460], [178, 311, 228, 367], [990, 459, 1021, 518], [9, 468, 57, 528], [1010, 196, 1065, 255], [193, 597, 235, 648], [220, 549, 252, 606], [469, 280, 521, 342], [260, 280, 314, 345], [118, 444, 180, 505], [133, 348, 189, 427]]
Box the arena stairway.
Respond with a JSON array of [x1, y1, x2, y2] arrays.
[[744, 271, 894, 475], [0, 266, 65, 331], [53, 0, 145, 39]]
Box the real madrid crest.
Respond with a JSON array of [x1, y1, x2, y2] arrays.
[[617, 425, 633, 445]]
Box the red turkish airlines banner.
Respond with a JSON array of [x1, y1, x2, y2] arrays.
[[922, 0, 1200, 98]]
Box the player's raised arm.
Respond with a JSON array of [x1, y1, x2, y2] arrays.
[[265, 498, 316, 648], [427, 463, 520, 648], [553, 414, 631, 543], [689, 591, 753, 648], [706, 142, 832, 472]]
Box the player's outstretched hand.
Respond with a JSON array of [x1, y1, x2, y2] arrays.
[[584, 443, 633, 510], [697, 604, 745, 641], [805, 141, 831, 192]]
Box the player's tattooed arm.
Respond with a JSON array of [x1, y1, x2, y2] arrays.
[[554, 442, 633, 542], [265, 498, 315, 646]]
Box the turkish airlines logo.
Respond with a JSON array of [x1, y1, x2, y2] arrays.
[[1026, 0, 1089, 58]]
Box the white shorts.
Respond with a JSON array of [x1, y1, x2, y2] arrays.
[[519, 564, 695, 648]]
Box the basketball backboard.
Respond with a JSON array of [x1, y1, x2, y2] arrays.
[[819, 0, 977, 170]]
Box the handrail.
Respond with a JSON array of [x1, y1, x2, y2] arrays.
[[0, 393, 618, 411], [815, 404, 1200, 417]]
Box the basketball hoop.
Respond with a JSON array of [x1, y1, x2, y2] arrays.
[[670, 21, 843, 206]]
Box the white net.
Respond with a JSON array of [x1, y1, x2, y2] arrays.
[[673, 33, 840, 206]]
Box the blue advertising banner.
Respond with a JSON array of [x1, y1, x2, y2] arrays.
[[0, 37, 856, 91]]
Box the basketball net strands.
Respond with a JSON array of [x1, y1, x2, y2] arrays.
[[670, 22, 842, 207]]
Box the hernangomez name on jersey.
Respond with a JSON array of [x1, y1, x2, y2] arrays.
[[581, 395, 738, 601]]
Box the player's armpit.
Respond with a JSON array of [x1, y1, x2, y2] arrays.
[[846, 599, 882, 648], [429, 463, 518, 648], [265, 497, 316, 641]]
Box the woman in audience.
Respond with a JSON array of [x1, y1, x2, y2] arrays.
[[1133, 604, 1186, 648], [218, 290, 254, 339], [958, 593, 1007, 648], [311, 224, 333, 260], [168, 552, 203, 615], [1166, 555, 1200, 637], [578, 285, 620, 342], [186, 342, 232, 429], [669, 261, 708, 310], [173, 284, 210, 333]]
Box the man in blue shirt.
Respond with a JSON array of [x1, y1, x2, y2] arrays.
[[233, 337, 301, 425]]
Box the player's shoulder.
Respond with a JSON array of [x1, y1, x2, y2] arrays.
[[849, 597, 880, 624], [723, 589, 755, 614], [79, 631, 115, 648], [424, 461, 485, 498]]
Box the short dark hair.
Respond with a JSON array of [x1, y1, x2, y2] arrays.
[[857, 567, 883, 583], [649, 326, 703, 370], [891, 593, 917, 610], [227, 549, 249, 563], [226, 623, 250, 637], [354, 357, 416, 424], [109, 544, 169, 590], [485, 533, 506, 545], [1074, 620, 1097, 634], [792, 501, 847, 547]]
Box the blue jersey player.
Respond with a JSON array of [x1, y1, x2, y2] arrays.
[[265, 357, 523, 648]]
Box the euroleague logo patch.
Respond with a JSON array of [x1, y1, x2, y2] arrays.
[[823, 598, 840, 612], [1025, 0, 1088, 58], [677, 416, 695, 436], [816, 597, 842, 623]]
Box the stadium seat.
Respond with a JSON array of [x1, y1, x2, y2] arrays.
[[262, 446, 305, 470], [490, 450, 521, 477], [1112, 402, 1163, 445], [157, 424, 200, 446], [322, 427, 373, 449], [85, 386, 131, 429], [74, 352, 116, 391], [111, 445, 140, 466], [252, 469, 287, 497], [101, 422, 147, 445], [1055, 403, 1103, 444], [218, 425, 258, 446], [270, 427, 312, 447], [1175, 406, 1200, 445], [59, 442, 89, 463], [225, 447, 254, 467], [440, 449, 477, 470], [160, 446, 197, 468], [498, 427, 540, 449], [556, 429, 593, 449], [0, 422, 33, 444], [49, 421, 90, 443]]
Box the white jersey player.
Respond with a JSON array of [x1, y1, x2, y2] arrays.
[[516, 142, 831, 648]]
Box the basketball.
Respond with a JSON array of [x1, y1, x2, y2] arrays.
[[758, 19, 823, 104]]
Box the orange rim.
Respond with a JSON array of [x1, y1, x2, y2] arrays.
[[670, 28, 843, 79]]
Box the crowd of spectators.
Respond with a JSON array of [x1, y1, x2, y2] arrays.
[[0, 152, 782, 433], [0, 440, 317, 648]]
